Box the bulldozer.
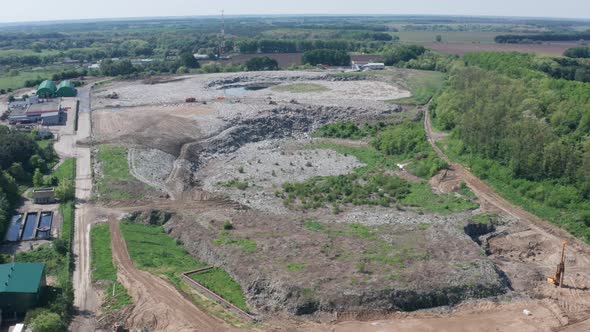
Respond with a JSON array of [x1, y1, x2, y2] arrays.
[[547, 240, 568, 287]]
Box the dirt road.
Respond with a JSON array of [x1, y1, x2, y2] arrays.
[[424, 108, 590, 255], [423, 108, 590, 328], [70, 87, 99, 331], [108, 217, 241, 332]]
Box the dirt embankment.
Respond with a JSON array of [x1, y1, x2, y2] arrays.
[[166, 103, 401, 196], [164, 207, 506, 318]]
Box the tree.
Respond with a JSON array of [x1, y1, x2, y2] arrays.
[[8, 163, 25, 181], [436, 35, 443, 43], [564, 46, 590, 58], [245, 57, 279, 71], [100, 59, 137, 76], [55, 179, 75, 201], [178, 52, 200, 69], [29, 154, 45, 172], [302, 49, 351, 66], [7, 95, 15, 102], [29, 311, 64, 332], [33, 168, 43, 188], [382, 45, 426, 65]]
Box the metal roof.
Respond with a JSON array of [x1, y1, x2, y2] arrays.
[[41, 111, 60, 118], [37, 80, 56, 92], [57, 80, 75, 89], [0, 263, 45, 293], [26, 101, 60, 114]]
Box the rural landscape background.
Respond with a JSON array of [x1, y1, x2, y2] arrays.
[[0, 10, 590, 332]]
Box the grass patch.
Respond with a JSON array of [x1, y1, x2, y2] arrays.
[[387, 70, 446, 106], [95, 145, 145, 200], [417, 223, 431, 230], [120, 222, 248, 311], [59, 202, 74, 247], [0, 64, 65, 91], [16, 245, 66, 277], [218, 178, 249, 190], [285, 262, 306, 272], [189, 268, 248, 311], [271, 83, 329, 93], [304, 219, 327, 232], [52, 158, 76, 183], [472, 214, 496, 225], [213, 231, 257, 253], [279, 172, 411, 211], [306, 142, 396, 173], [90, 224, 132, 312], [402, 182, 479, 214], [313, 121, 390, 140], [303, 219, 427, 270]]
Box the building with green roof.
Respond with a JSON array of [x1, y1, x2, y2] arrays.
[[36, 80, 56, 98], [0, 263, 46, 313], [56, 80, 77, 97]]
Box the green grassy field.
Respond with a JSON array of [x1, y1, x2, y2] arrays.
[[0, 65, 68, 91], [90, 224, 132, 312], [52, 158, 76, 183], [188, 268, 248, 310], [401, 182, 479, 214], [388, 70, 446, 105], [95, 145, 145, 200], [59, 202, 74, 246], [271, 83, 330, 93], [120, 222, 249, 311]]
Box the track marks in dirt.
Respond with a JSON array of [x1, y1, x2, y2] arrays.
[[108, 216, 241, 332]]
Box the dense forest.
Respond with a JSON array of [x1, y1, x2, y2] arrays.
[[432, 52, 590, 241], [565, 47, 590, 59], [0, 126, 56, 236]]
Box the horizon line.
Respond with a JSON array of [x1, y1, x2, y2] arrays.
[[1, 13, 590, 27]]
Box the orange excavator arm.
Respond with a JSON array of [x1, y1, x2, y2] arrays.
[[547, 240, 567, 287]]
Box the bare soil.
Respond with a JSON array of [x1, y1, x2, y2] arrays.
[[108, 216, 241, 332], [83, 70, 590, 331]]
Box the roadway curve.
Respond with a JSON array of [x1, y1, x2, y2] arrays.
[[108, 217, 241, 332], [424, 108, 590, 257]]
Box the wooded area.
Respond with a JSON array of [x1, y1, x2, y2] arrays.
[[432, 52, 590, 241]]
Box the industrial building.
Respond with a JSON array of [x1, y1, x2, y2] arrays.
[[32, 188, 56, 204], [8, 101, 67, 126], [0, 263, 46, 314], [36, 80, 56, 98], [56, 80, 77, 97]]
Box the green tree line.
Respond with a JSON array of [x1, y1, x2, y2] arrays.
[[431, 52, 590, 242]]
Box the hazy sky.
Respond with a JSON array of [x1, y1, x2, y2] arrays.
[[2, 0, 589, 23]]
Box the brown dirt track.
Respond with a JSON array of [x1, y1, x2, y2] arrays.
[[424, 107, 590, 329], [108, 216, 241, 332]]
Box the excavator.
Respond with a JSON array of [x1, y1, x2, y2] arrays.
[[547, 240, 567, 287]]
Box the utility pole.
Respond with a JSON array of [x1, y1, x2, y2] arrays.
[[219, 9, 226, 58]]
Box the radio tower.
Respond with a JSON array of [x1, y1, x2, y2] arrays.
[[219, 9, 226, 58]]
